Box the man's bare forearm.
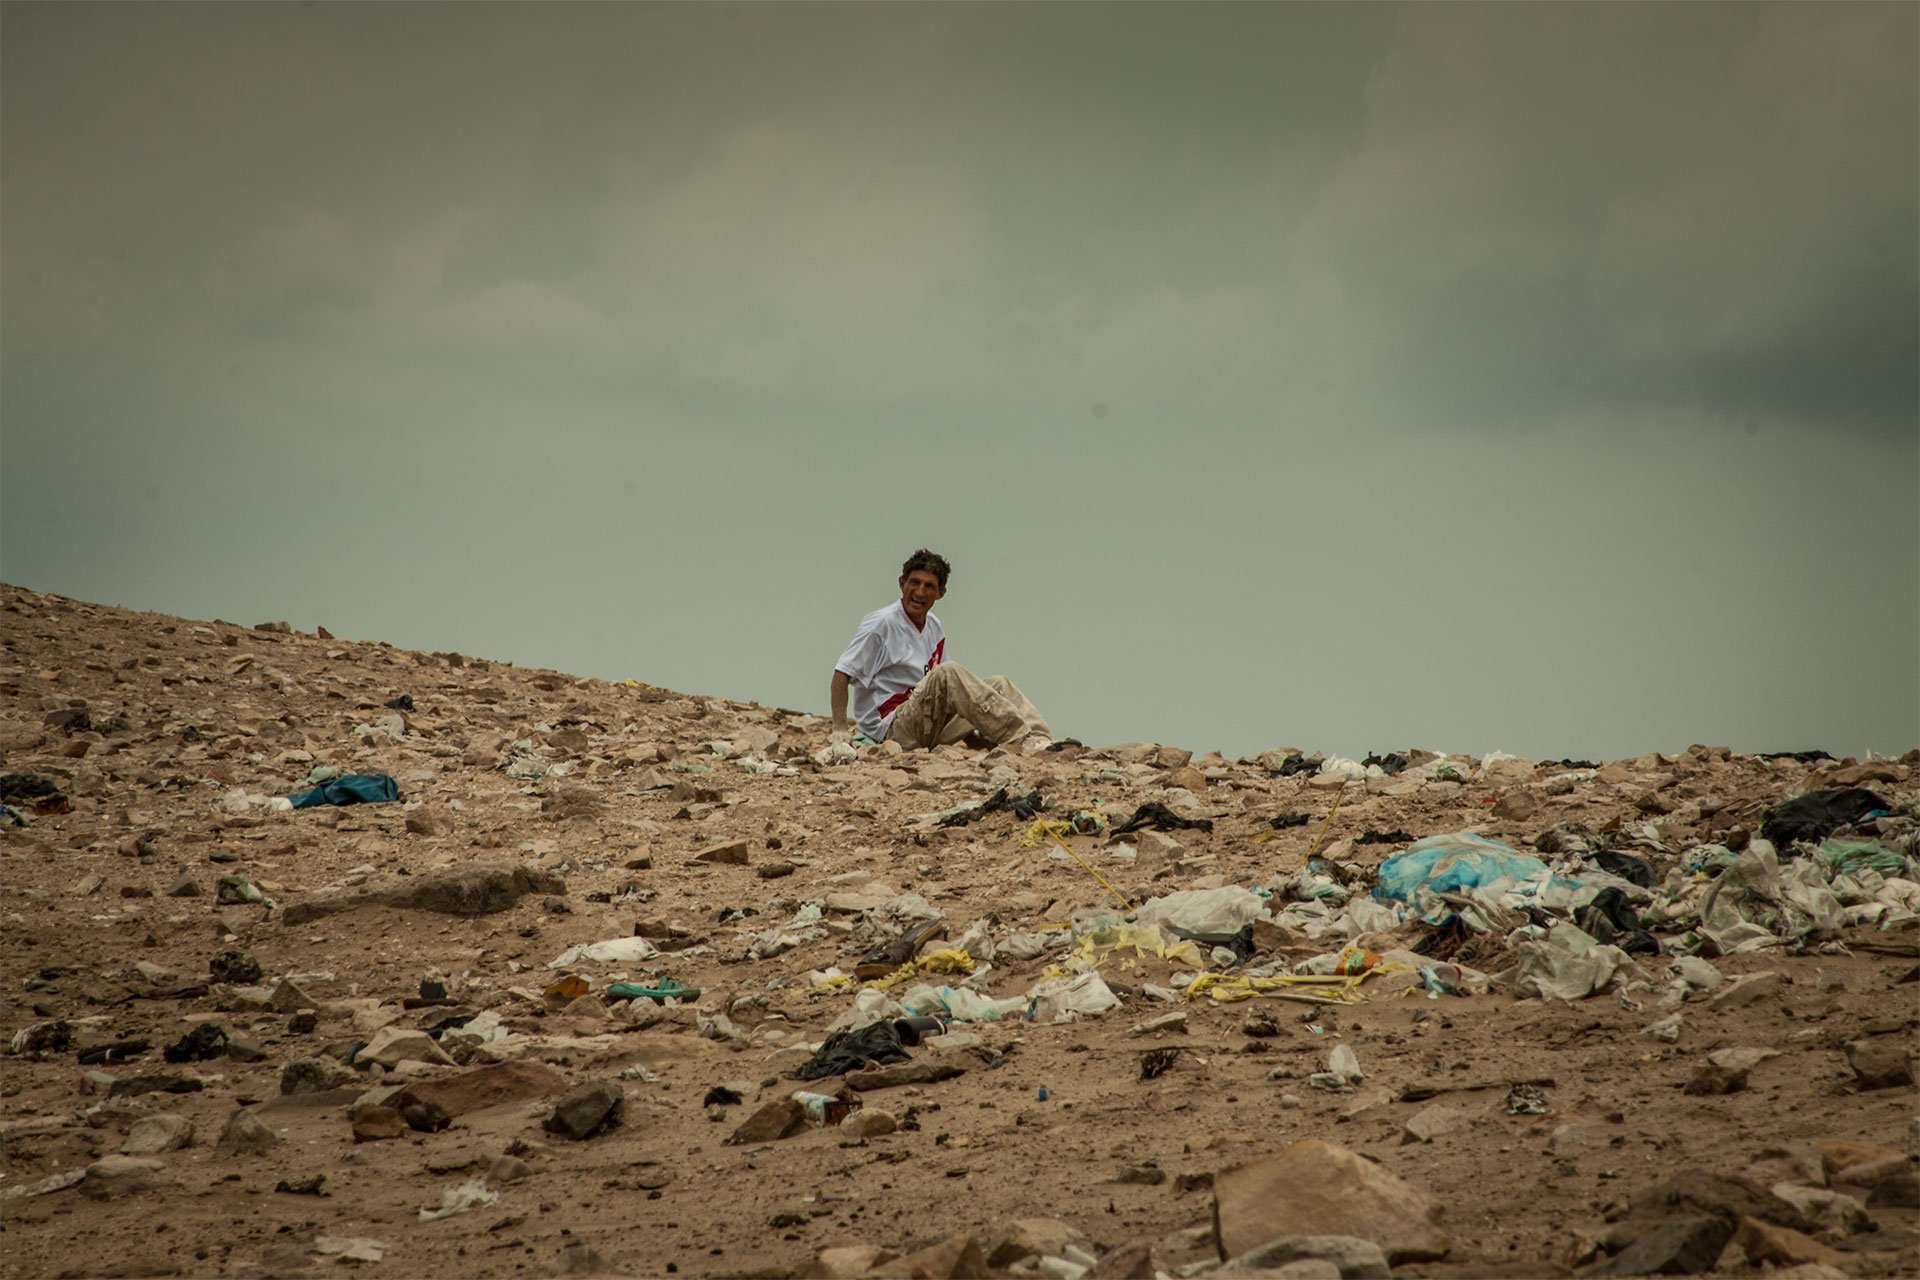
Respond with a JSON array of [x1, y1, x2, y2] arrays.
[[829, 670, 851, 735]]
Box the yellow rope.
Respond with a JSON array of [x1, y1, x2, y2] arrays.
[[1302, 778, 1349, 862], [1035, 823, 1134, 911]]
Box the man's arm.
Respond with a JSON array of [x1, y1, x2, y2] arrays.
[[829, 670, 852, 742]]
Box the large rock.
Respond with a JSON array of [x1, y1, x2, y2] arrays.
[[120, 1114, 193, 1155], [1728, 1217, 1844, 1268], [543, 1079, 622, 1140], [79, 1156, 170, 1200], [357, 1026, 455, 1070], [884, 1234, 987, 1280], [1588, 1216, 1733, 1277], [1212, 1140, 1448, 1264], [1222, 1235, 1391, 1278], [1629, 1170, 1817, 1234], [281, 863, 567, 924], [216, 1108, 279, 1154], [395, 1060, 565, 1118]]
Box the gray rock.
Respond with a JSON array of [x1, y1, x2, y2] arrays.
[[79, 1155, 169, 1200], [1223, 1235, 1391, 1279], [358, 1026, 455, 1069], [216, 1107, 279, 1153], [543, 1079, 623, 1140], [1846, 1038, 1914, 1090], [488, 1155, 531, 1184], [281, 1056, 357, 1095], [1588, 1216, 1734, 1277], [166, 874, 203, 898], [1402, 1104, 1468, 1144], [120, 1114, 193, 1155], [1708, 970, 1783, 1010]]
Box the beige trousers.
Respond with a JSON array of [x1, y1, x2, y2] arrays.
[[884, 663, 1050, 750]]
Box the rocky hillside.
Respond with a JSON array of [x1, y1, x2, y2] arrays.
[[1, 581, 1914, 1280]]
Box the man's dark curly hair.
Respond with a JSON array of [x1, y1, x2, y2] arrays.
[[900, 549, 951, 590]]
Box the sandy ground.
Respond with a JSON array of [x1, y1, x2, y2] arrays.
[[0, 581, 1914, 1280]]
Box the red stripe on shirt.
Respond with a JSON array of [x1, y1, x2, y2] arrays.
[[877, 689, 912, 719]]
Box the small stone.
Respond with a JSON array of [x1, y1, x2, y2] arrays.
[[1684, 1061, 1750, 1095], [405, 809, 439, 836], [1845, 1039, 1914, 1090], [552, 1242, 606, 1275], [543, 1079, 623, 1140], [281, 1056, 357, 1095], [216, 1108, 279, 1154], [1112, 1164, 1167, 1185], [758, 859, 796, 880], [166, 875, 203, 898], [842, 1108, 897, 1138], [1550, 1124, 1588, 1154], [1708, 970, 1783, 1011], [225, 1035, 268, 1063], [488, 1155, 531, 1184], [288, 1008, 319, 1034], [726, 1098, 808, 1145], [120, 1114, 194, 1155], [1402, 1105, 1468, 1145], [1131, 1012, 1188, 1036], [693, 839, 750, 865]]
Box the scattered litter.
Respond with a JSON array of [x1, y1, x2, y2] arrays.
[[419, 1177, 500, 1221]]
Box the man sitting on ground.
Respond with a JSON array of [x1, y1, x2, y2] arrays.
[[829, 549, 1051, 753]]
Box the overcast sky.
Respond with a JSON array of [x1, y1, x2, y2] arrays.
[[4, 3, 1915, 762]]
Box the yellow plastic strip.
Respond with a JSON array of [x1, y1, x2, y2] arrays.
[[1044, 827, 1134, 911], [1302, 778, 1349, 862]]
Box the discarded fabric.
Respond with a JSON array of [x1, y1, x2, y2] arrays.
[[1760, 788, 1890, 852], [287, 773, 400, 809]]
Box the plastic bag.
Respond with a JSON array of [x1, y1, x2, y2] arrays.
[[1026, 971, 1119, 1023], [1132, 886, 1269, 942], [1373, 834, 1550, 925], [545, 936, 659, 968]]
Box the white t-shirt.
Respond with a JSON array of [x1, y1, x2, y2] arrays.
[[834, 601, 946, 740]]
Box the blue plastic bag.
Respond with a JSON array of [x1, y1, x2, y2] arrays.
[[1373, 833, 1548, 924]]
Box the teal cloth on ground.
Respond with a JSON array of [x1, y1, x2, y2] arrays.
[[287, 773, 400, 809]]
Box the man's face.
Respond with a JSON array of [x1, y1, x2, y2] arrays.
[[898, 569, 945, 628]]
